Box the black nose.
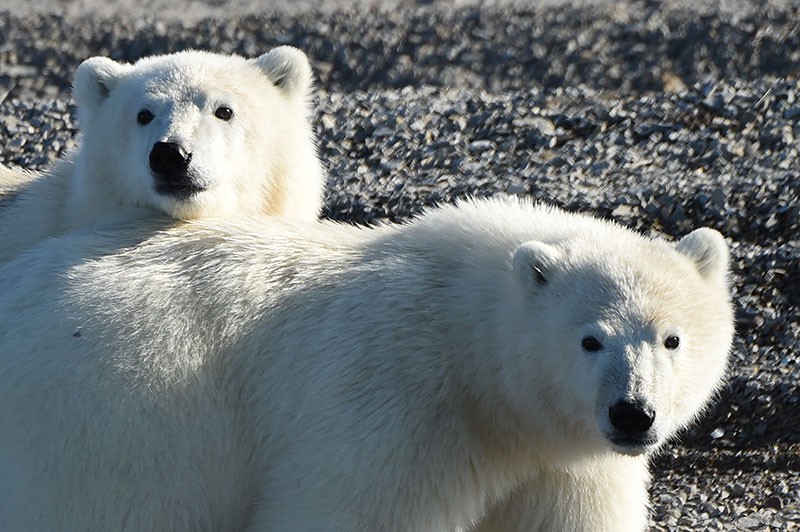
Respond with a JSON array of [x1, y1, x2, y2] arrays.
[[149, 142, 191, 179], [609, 400, 655, 434]]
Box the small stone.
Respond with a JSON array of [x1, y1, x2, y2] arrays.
[[658, 493, 673, 504], [468, 140, 494, 153], [2, 115, 19, 130], [662, 71, 687, 92], [763, 496, 783, 510], [783, 107, 800, 120], [505, 183, 527, 195], [612, 204, 634, 217], [518, 116, 556, 136], [320, 114, 336, 131], [700, 501, 721, 517], [736, 515, 763, 529], [7, 136, 26, 150]]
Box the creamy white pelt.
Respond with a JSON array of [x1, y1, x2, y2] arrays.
[[0, 198, 734, 532]]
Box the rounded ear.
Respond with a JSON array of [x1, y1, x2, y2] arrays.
[[73, 57, 129, 110], [512, 241, 562, 289], [250, 46, 313, 100], [675, 228, 729, 283]]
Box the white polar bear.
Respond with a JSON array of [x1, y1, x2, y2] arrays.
[[0, 47, 323, 263], [0, 198, 734, 532]]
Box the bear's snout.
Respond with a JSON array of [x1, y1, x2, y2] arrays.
[[150, 142, 202, 198], [150, 142, 191, 176], [608, 399, 655, 435]]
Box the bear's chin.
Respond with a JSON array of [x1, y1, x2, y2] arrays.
[[156, 192, 217, 221], [155, 183, 207, 200], [608, 436, 659, 456], [606, 433, 660, 456]]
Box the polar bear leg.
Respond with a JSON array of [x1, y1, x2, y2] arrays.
[[472, 458, 650, 532]]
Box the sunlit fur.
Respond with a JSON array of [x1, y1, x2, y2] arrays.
[[0, 164, 36, 197], [0, 198, 733, 531]]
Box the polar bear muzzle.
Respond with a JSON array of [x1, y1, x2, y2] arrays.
[[149, 141, 203, 198], [607, 398, 658, 453]]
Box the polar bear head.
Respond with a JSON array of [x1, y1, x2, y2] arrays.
[[506, 227, 734, 457], [69, 47, 323, 223]]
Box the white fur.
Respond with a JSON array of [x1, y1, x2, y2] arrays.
[[0, 47, 323, 263], [0, 198, 734, 531], [0, 164, 36, 197]]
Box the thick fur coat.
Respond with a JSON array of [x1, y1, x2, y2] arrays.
[[0, 198, 734, 531]]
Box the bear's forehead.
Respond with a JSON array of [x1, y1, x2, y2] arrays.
[[567, 252, 705, 311], [114, 72, 258, 109], [133, 51, 250, 75], [571, 240, 701, 286], [135, 67, 233, 90], [571, 282, 691, 344], [126, 57, 265, 96]]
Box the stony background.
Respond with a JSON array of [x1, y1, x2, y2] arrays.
[[1, 0, 798, 530]]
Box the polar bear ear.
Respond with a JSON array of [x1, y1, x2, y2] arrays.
[[73, 57, 129, 110], [675, 228, 729, 282], [512, 241, 563, 288], [251, 46, 313, 99]]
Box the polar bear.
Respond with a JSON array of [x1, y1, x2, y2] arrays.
[[0, 198, 733, 531], [0, 47, 323, 263]]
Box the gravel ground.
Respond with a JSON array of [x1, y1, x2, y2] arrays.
[[1, 1, 799, 530]]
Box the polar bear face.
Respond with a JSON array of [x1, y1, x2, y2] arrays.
[[70, 47, 319, 221], [507, 228, 733, 457]]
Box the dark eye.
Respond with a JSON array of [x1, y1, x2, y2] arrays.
[[214, 106, 233, 121], [664, 335, 680, 350], [137, 109, 154, 125], [581, 336, 603, 353]]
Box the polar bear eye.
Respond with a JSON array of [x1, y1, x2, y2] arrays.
[[581, 336, 603, 353], [214, 106, 234, 121], [137, 109, 154, 126], [664, 335, 681, 350]]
